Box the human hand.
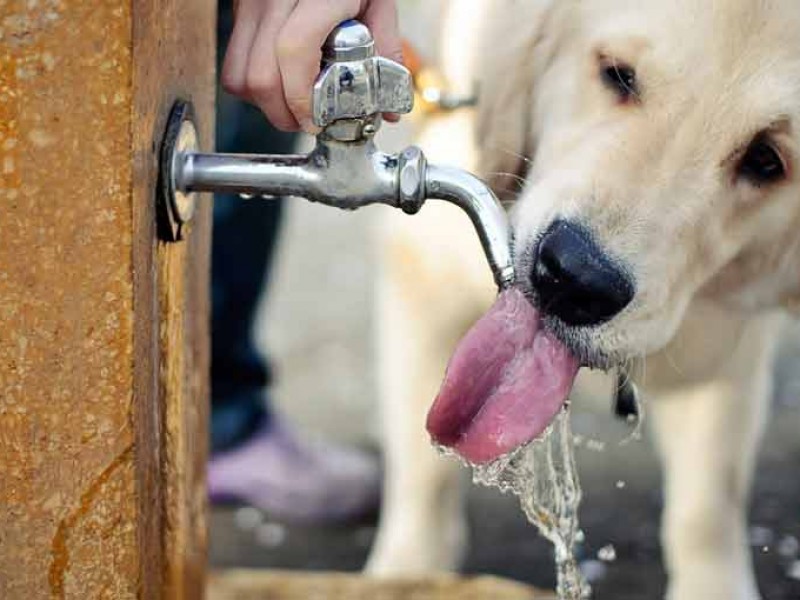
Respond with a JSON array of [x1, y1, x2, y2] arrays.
[[222, 0, 403, 133]]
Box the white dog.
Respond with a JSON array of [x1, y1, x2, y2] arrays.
[[365, 2, 800, 599]]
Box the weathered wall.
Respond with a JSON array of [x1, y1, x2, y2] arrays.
[[132, 1, 214, 597], [0, 0, 214, 597], [0, 2, 138, 596]]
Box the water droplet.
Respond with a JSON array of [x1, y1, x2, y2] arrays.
[[234, 506, 263, 531], [762, 546, 770, 554], [615, 480, 626, 489], [238, 192, 255, 200], [255, 522, 286, 548], [598, 544, 617, 562], [586, 439, 606, 453]]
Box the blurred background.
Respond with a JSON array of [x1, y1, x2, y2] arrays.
[[208, 2, 800, 599]]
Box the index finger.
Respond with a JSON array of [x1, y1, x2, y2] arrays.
[[363, 0, 403, 122], [362, 0, 402, 65], [276, 0, 365, 133]]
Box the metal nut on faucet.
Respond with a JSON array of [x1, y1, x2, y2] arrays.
[[398, 146, 426, 215]]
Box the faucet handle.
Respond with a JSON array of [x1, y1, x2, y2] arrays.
[[312, 20, 414, 128]]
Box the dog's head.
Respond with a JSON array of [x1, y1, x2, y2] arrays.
[[477, 0, 800, 366]]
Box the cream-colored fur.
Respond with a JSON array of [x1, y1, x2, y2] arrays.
[[366, 1, 800, 599]]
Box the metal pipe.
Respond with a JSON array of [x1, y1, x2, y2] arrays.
[[178, 152, 313, 198], [425, 164, 515, 289], [174, 144, 515, 290], [176, 138, 403, 211]]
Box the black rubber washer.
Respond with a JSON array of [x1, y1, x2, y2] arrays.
[[157, 99, 196, 242]]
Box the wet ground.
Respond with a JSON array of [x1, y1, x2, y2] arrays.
[[210, 350, 800, 600]]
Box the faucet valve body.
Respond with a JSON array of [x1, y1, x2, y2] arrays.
[[159, 21, 515, 290]]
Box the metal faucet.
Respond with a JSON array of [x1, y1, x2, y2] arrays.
[[159, 20, 514, 290]]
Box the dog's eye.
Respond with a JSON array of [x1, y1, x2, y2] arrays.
[[601, 63, 638, 101], [738, 136, 786, 186]]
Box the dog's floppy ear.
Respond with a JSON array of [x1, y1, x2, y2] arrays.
[[475, 0, 561, 199]]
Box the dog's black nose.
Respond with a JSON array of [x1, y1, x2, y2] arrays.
[[532, 220, 634, 326]]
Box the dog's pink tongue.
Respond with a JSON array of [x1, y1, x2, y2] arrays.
[[427, 288, 579, 464]]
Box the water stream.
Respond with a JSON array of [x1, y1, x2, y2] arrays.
[[441, 408, 590, 599]]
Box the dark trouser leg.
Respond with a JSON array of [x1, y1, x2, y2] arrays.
[[211, 0, 296, 453]]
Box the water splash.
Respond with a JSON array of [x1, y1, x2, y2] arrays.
[[440, 408, 590, 599], [597, 544, 617, 562]]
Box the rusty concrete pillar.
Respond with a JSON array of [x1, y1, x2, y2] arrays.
[[0, 1, 215, 597]]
